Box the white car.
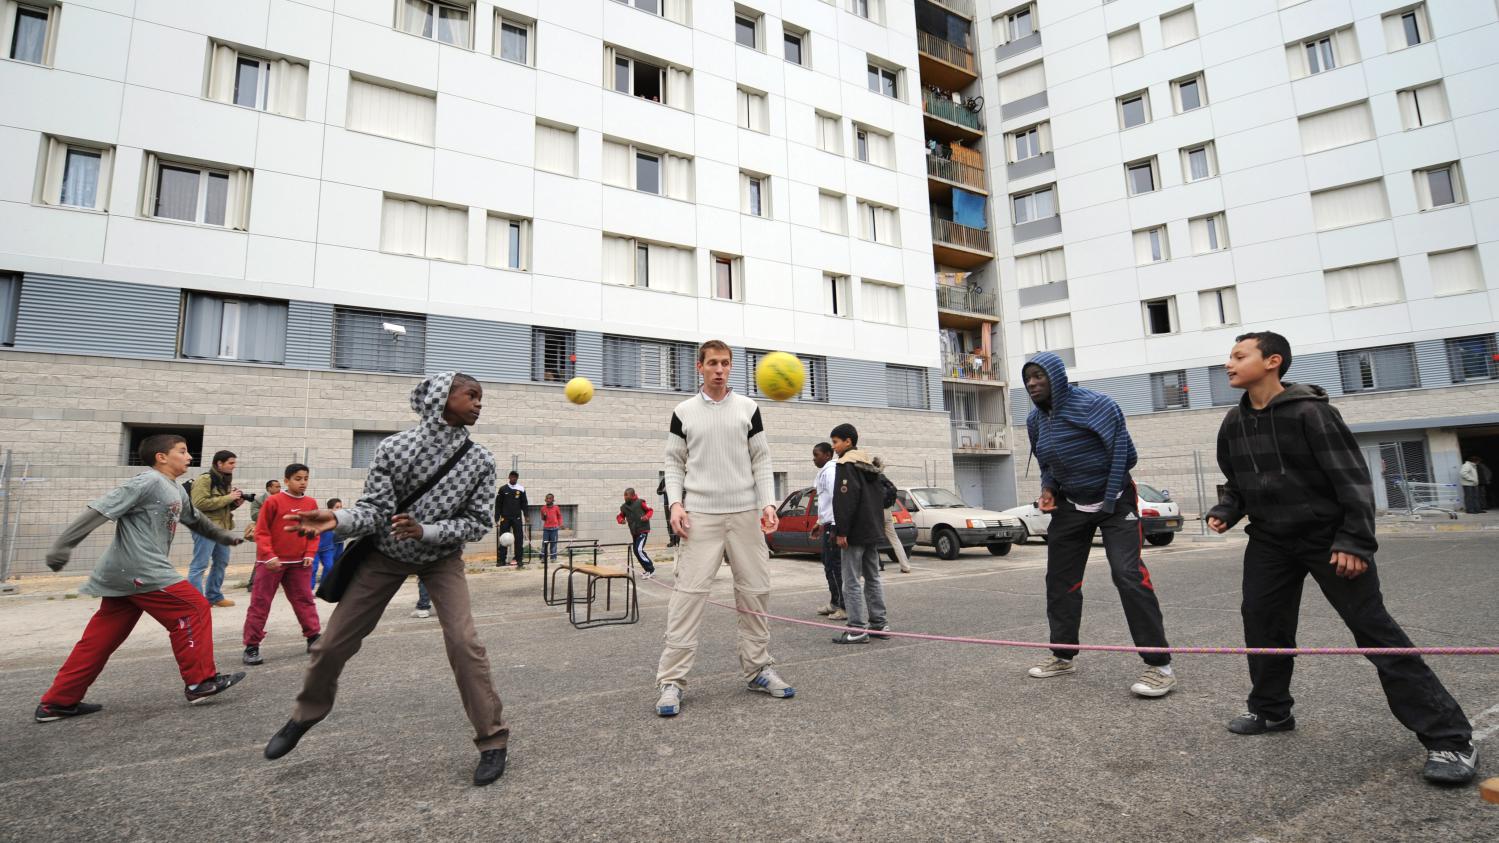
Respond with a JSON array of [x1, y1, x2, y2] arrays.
[[895, 487, 1028, 559], [1000, 483, 1185, 547]]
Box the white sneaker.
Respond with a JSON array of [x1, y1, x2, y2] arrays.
[[655, 683, 682, 717], [747, 666, 795, 698], [411, 609, 431, 619], [1027, 656, 1076, 678], [1129, 666, 1177, 698], [815, 604, 835, 616]]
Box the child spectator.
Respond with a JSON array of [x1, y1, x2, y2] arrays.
[[242, 464, 322, 666], [310, 498, 343, 590], [617, 488, 656, 578], [829, 424, 891, 644], [540, 494, 563, 564]]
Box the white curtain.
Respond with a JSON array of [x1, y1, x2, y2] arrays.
[[182, 293, 225, 359], [347, 78, 436, 145], [1325, 261, 1403, 309], [1429, 248, 1484, 297], [873, 205, 899, 244], [861, 281, 903, 325], [662, 0, 689, 25], [1021, 316, 1071, 353], [1383, 6, 1427, 50], [816, 113, 841, 153], [1160, 7, 1197, 47], [535, 123, 577, 176], [649, 243, 693, 294], [208, 44, 237, 102], [381, 197, 427, 255], [1017, 248, 1065, 287], [225, 169, 252, 230], [601, 235, 634, 285], [1398, 83, 1449, 129], [824, 274, 849, 316], [41, 137, 66, 205], [819, 192, 845, 233], [999, 62, 1045, 102], [1198, 288, 1239, 327], [155, 164, 200, 222], [602, 140, 631, 187], [602, 45, 616, 88], [486, 215, 524, 268], [425, 204, 467, 261], [1190, 215, 1227, 253], [868, 130, 893, 167], [666, 66, 691, 110], [1299, 101, 1373, 153], [738, 89, 767, 131], [662, 153, 692, 200], [1312, 180, 1388, 231], [1334, 27, 1359, 65], [1134, 227, 1167, 263], [269, 59, 308, 119], [1108, 27, 1142, 64]]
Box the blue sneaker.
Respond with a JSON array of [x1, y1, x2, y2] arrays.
[[747, 666, 795, 698], [655, 683, 682, 717]]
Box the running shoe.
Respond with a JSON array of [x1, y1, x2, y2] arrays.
[[747, 667, 795, 698], [243, 645, 263, 665], [1227, 712, 1296, 735], [655, 683, 683, 717], [34, 701, 103, 723], [1422, 746, 1478, 785], [185, 672, 246, 704]]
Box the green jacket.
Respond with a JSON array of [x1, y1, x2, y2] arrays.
[[189, 471, 237, 531]]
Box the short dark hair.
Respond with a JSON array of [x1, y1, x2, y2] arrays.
[[211, 450, 236, 467], [697, 339, 732, 364], [508, 471, 519, 479], [327, 497, 342, 508], [284, 463, 310, 479], [625, 487, 636, 495], [813, 442, 834, 457], [829, 423, 859, 446], [1235, 331, 1293, 378], [139, 434, 186, 468], [265, 479, 280, 490]]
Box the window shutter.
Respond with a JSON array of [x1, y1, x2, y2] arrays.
[[666, 66, 691, 109], [999, 62, 1045, 102], [1298, 101, 1374, 153], [1429, 248, 1483, 297], [1311, 180, 1388, 231], [535, 123, 577, 176], [41, 137, 65, 204], [819, 192, 845, 233], [334, 307, 427, 374], [347, 78, 436, 145], [425, 203, 467, 261], [1108, 27, 1143, 64], [1160, 7, 1197, 47], [602, 45, 615, 88], [662, 153, 692, 200], [602, 140, 632, 188], [601, 235, 634, 285], [208, 43, 237, 103], [381, 197, 425, 255], [269, 59, 308, 119]]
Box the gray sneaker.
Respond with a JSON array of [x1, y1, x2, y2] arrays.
[[655, 683, 682, 717], [747, 666, 795, 698], [1129, 666, 1176, 698], [1422, 745, 1478, 785], [1027, 656, 1076, 678]]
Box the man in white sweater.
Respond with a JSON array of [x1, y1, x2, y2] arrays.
[[654, 340, 796, 716]]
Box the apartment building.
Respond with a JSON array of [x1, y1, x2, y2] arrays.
[[0, 0, 962, 556], [980, 0, 1499, 507]]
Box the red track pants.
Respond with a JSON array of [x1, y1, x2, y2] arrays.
[[41, 580, 216, 707], [243, 561, 321, 647]]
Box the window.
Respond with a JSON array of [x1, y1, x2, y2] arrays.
[[142, 155, 252, 230], [1310, 180, 1389, 231], [1415, 163, 1464, 210], [861, 280, 904, 325], [1150, 370, 1190, 410], [1290, 28, 1357, 79], [1324, 261, 1404, 310], [535, 122, 577, 176], [1338, 344, 1418, 393], [856, 200, 900, 245], [612, 0, 686, 23], [1160, 6, 1197, 47], [999, 62, 1046, 103], [783, 24, 807, 65], [605, 46, 690, 108], [1126, 158, 1158, 195], [998, 4, 1036, 43], [486, 215, 528, 270], [712, 253, 741, 300], [1198, 287, 1239, 328], [1397, 82, 1449, 130], [333, 307, 427, 374], [849, 0, 881, 24], [1021, 314, 1072, 353], [602, 139, 693, 200], [741, 171, 768, 217], [39, 138, 112, 211], [181, 292, 288, 364], [1298, 101, 1374, 154], [399, 0, 471, 48], [4, 1, 56, 65], [1189, 213, 1229, 253], [1134, 226, 1170, 264], [1012, 186, 1055, 224], [380, 196, 467, 261], [1428, 247, 1484, 297], [853, 124, 894, 167], [1181, 143, 1217, 182], [1016, 248, 1066, 288], [1305, 36, 1334, 74], [0, 273, 19, 347], [1208, 365, 1239, 406], [1445, 335, 1499, 382], [867, 61, 899, 99], [346, 77, 436, 145], [1008, 123, 1049, 162], [886, 365, 928, 409], [824, 273, 851, 317], [532, 327, 574, 382], [1118, 92, 1150, 129], [601, 235, 694, 294], [734, 9, 760, 50], [1108, 26, 1143, 64], [819, 191, 847, 234], [1172, 75, 1205, 113], [1383, 5, 1429, 51], [494, 11, 534, 65], [603, 335, 697, 391], [737, 87, 768, 132], [748, 350, 828, 401], [206, 43, 309, 118], [352, 431, 398, 469], [814, 112, 843, 155], [1143, 297, 1178, 335], [125, 425, 203, 467]]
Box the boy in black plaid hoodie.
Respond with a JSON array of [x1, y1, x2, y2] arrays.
[[1207, 332, 1476, 786]]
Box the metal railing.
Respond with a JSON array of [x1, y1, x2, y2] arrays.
[[935, 283, 995, 316], [917, 31, 977, 74], [950, 422, 1008, 453], [926, 153, 986, 191], [942, 351, 1001, 383], [922, 88, 982, 131], [931, 217, 993, 254]]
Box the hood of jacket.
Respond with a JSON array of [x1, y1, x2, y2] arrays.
[[1021, 352, 1072, 409], [838, 449, 882, 474], [409, 372, 468, 445]]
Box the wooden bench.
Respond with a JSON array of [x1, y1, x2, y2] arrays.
[[562, 543, 640, 629]]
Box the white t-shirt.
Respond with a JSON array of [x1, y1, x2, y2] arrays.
[[815, 461, 837, 525]]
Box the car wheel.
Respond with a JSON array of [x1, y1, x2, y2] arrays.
[[933, 527, 961, 560], [987, 542, 1011, 556], [1146, 533, 1175, 547]]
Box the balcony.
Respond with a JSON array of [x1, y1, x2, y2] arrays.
[[924, 0, 975, 20], [922, 88, 983, 142], [943, 351, 1003, 385], [932, 217, 993, 269], [951, 421, 1008, 453], [927, 153, 986, 193], [917, 31, 978, 90], [935, 281, 995, 316]]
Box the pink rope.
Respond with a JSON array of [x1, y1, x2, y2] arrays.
[[636, 575, 1499, 657]]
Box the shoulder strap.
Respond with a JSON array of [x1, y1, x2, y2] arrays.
[[396, 439, 474, 513]]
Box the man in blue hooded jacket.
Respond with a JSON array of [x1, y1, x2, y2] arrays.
[[1021, 353, 1176, 698]]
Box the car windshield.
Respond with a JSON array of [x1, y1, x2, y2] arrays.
[[911, 488, 969, 508], [1137, 483, 1168, 503]]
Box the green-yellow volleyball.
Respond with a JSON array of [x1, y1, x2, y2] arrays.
[[564, 376, 594, 405], [755, 352, 805, 402]]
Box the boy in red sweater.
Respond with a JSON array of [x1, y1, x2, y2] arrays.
[[243, 463, 322, 665]]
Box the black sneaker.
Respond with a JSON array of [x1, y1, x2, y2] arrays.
[[1422, 745, 1478, 785], [306, 634, 320, 653], [243, 646, 263, 666], [869, 623, 892, 640], [833, 631, 869, 644], [474, 748, 508, 786], [185, 672, 246, 705], [35, 701, 103, 723], [265, 717, 319, 760], [1227, 712, 1296, 735]]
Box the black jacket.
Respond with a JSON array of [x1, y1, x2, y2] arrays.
[[496, 483, 528, 521], [1206, 383, 1377, 560], [832, 450, 886, 546]]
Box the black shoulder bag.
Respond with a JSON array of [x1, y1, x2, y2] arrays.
[[316, 440, 474, 603]]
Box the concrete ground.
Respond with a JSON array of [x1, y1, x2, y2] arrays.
[[1, 533, 1497, 842]]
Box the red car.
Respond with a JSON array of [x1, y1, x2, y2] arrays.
[[765, 486, 918, 564]]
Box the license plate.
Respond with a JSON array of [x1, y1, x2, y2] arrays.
[[1164, 519, 1180, 528]]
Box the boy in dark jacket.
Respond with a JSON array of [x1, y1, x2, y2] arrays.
[[829, 423, 890, 644], [496, 471, 527, 568], [617, 488, 657, 577], [1021, 352, 1175, 698], [1207, 332, 1476, 785]]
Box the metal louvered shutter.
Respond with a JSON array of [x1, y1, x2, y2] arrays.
[[333, 307, 426, 374], [532, 328, 575, 383], [886, 365, 928, 409], [1208, 366, 1240, 406], [351, 431, 393, 468]]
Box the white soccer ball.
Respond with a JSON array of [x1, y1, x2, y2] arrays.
[[498, 532, 515, 547]]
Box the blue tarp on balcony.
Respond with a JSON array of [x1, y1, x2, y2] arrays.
[[953, 188, 987, 230]]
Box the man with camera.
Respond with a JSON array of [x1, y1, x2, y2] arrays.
[[188, 449, 250, 608]]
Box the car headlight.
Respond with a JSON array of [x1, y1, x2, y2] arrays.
[[966, 519, 987, 529]]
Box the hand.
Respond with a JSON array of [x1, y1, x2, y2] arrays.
[[391, 514, 425, 541], [227, 537, 244, 546], [1206, 516, 1229, 534], [285, 509, 338, 538], [46, 551, 69, 572], [265, 558, 283, 571], [1330, 551, 1368, 579], [1038, 488, 1057, 513], [760, 505, 779, 535], [809, 523, 823, 540], [670, 503, 691, 540], [835, 536, 848, 548], [229, 489, 244, 502], [303, 557, 314, 568]]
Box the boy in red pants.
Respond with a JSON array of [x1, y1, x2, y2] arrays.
[[243, 463, 322, 666], [35, 433, 247, 722]]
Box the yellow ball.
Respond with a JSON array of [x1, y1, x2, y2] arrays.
[[755, 351, 805, 401], [564, 376, 594, 405]]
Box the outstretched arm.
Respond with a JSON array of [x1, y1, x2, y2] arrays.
[[45, 509, 108, 571]]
